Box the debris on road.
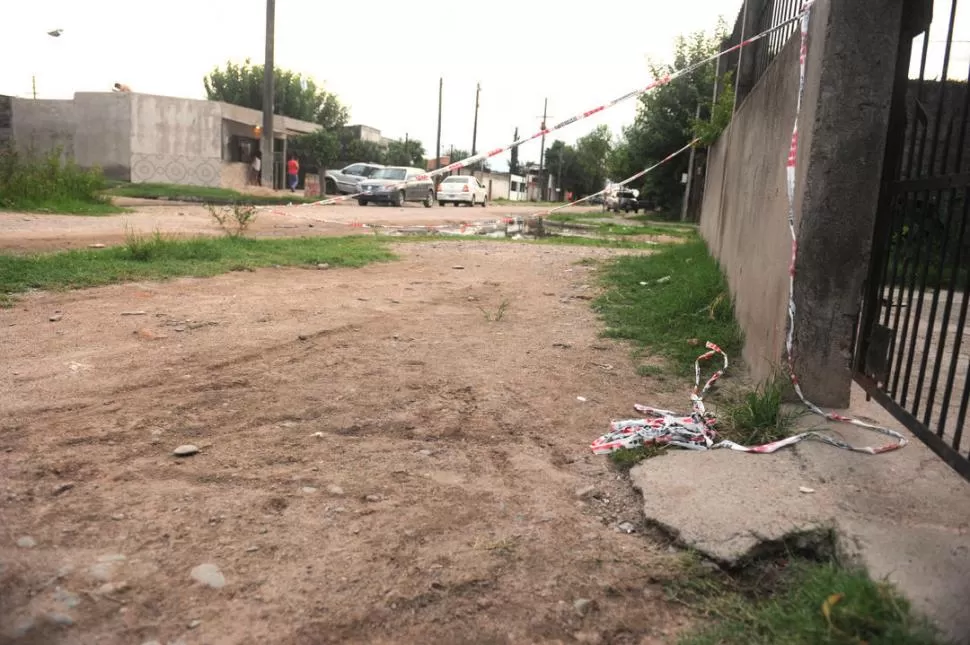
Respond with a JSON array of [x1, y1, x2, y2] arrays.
[[173, 445, 199, 457]]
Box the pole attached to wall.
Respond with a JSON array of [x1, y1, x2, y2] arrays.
[[261, 0, 276, 188]]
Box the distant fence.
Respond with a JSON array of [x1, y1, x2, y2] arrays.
[[716, 0, 803, 106]]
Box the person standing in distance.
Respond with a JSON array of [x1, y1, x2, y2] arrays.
[[287, 156, 300, 192]]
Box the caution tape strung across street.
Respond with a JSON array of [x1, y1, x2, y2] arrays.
[[529, 140, 697, 218], [590, 1, 907, 457], [298, 8, 812, 208]]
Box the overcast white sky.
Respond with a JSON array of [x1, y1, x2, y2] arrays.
[[6, 1, 968, 171], [1, 0, 741, 168]]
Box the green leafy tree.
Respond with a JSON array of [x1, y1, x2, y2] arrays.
[[289, 129, 339, 172], [544, 125, 612, 197], [693, 71, 735, 145], [203, 59, 349, 128], [337, 131, 384, 164], [621, 25, 725, 214], [509, 127, 521, 175], [385, 139, 426, 167]]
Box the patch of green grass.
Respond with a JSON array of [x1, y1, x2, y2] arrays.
[[106, 182, 316, 205], [719, 376, 799, 446], [594, 238, 743, 375], [547, 212, 613, 222], [0, 148, 123, 215], [609, 444, 667, 470], [546, 213, 695, 238], [636, 364, 665, 377], [677, 558, 943, 645], [0, 235, 394, 301]]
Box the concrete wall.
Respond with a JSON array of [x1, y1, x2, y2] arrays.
[[700, 33, 802, 387], [9, 98, 76, 162], [699, 0, 904, 406], [129, 94, 222, 186], [74, 93, 132, 180]]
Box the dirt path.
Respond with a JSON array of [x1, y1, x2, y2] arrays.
[[0, 201, 599, 254], [0, 242, 692, 645]]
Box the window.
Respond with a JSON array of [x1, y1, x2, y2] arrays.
[[442, 176, 470, 184], [373, 168, 407, 180], [344, 164, 364, 176], [361, 166, 379, 177]]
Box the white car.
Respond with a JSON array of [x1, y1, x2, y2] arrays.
[[436, 175, 488, 207]]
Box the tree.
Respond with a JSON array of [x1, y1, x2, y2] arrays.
[[385, 139, 426, 167], [620, 25, 725, 215], [203, 59, 349, 128], [289, 129, 339, 172], [509, 127, 521, 175], [337, 130, 384, 164], [544, 125, 613, 198]]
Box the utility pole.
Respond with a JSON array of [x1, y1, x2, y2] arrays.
[[537, 98, 548, 201], [681, 105, 701, 222], [404, 132, 409, 164], [435, 77, 443, 170], [261, 0, 276, 188], [471, 82, 480, 170]]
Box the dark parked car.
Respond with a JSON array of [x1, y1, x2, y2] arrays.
[[358, 166, 435, 207], [610, 190, 641, 213]]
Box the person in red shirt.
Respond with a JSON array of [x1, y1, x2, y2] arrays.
[[287, 156, 300, 192]]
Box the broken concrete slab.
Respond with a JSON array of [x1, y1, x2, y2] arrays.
[[629, 383, 970, 643]]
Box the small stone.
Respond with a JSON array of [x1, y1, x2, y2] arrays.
[[301, 486, 318, 494], [417, 449, 433, 457], [120, 311, 147, 316], [317, 263, 330, 270], [52, 482, 75, 496], [49, 314, 63, 322], [97, 581, 129, 594], [173, 326, 187, 333], [45, 612, 74, 626], [326, 484, 345, 496], [111, 513, 125, 521], [88, 243, 106, 248], [53, 588, 82, 608], [245, 546, 260, 553], [573, 598, 595, 617], [451, 265, 465, 270], [188, 620, 202, 629], [617, 521, 636, 534], [799, 486, 816, 494], [575, 485, 597, 500], [364, 494, 382, 503], [190, 563, 226, 589], [173, 445, 199, 457], [576, 396, 587, 402], [16, 536, 36, 549]]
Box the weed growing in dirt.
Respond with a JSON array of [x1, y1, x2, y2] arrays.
[[595, 239, 743, 375], [0, 236, 394, 299], [609, 444, 667, 470], [124, 226, 168, 261], [207, 203, 258, 237], [674, 556, 943, 645], [0, 147, 122, 215], [718, 375, 798, 446], [479, 299, 510, 322]]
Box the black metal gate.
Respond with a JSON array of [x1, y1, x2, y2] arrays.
[[855, 0, 970, 481]]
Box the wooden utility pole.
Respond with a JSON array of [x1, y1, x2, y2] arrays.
[[435, 78, 443, 170], [261, 0, 276, 188], [537, 98, 549, 201], [471, 82, 480, 168]]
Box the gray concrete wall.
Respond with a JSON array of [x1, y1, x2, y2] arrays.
[[10, 98, 76, 162], [700, 33, 802, 386], [700, 0, 904, 407], [129, 94, 222, 186], [74, 92, 132, 181]]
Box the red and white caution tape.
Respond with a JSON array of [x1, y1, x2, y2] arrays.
[[781, 2, 906, 454], [531, 140, 697, 218], [300, 8, 810, 208], [592, 1, 907, 457]]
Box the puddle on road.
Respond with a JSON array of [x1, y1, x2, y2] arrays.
[[382, 217, 659, 245]]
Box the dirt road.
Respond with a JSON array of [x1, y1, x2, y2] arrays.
[[0, 201, 601, 254], [0, 242, 691, 645]]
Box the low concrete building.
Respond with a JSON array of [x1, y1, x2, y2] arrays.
[[2, 92, 320, 189]]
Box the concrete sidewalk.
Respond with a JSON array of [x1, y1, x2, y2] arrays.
[[629, 383, 970, 643]]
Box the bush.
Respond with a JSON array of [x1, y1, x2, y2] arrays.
[[0, 147, 111, 212]]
